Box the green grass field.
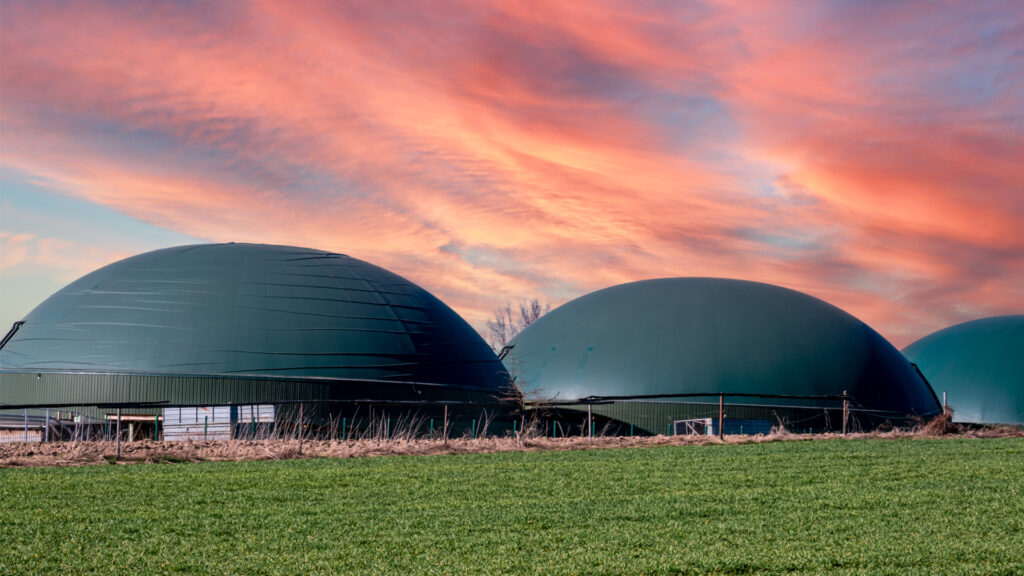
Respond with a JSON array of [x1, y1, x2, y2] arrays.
[[2, 438, 1022, 575]]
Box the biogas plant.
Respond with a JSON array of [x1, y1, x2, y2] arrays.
[[0, 243, 1018, 441], [0, 243, 512, 441]]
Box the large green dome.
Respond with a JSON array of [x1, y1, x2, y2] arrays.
[[0, 243, 509, 406], [505, 278, 939, 423], [903, 315, 1024, 425]]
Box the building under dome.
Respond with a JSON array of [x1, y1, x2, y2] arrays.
[[504, 278, 941, 435], [903, 315, 1024, 426], [0, 243, 511, 436]]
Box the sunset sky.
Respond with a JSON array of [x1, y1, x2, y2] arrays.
[[1, 0, 1021, 348]]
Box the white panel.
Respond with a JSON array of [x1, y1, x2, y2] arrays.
[[162, 406, 234, 441], [237, 404, 275, 423]]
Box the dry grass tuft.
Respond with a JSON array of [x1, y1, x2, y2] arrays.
[[919, 410, 962, 435], [3, 422, 1023, 468]]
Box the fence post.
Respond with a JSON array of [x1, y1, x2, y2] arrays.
[[154, 413, 160, 441], [430, 418, 434, 440], [24, 409, 28, 443], [718, 394, 724, 439], [44, 408, 50, 443], [471, 419, 476, 439], [298, 403, 304, 454], [587, 403, 593, 438], [842, 390, 848, 435], [116, 408, 122, 459], [943, 391, 948, 414], [251, 410, 256, 441], [443, 405, 449, 445], [512, 419, 517, 439], [342, 417, 347, 441], [204, 415, 208, 440]]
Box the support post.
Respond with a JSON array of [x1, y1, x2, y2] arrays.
[[203, 415, 208, 440], [116, 408, 122, 459], [943, 391, 948, 414], [45, 408, 50, 443], [342, 417, 347, 441], [155, 413, 160, 441], [24, 409, 28, 443], [587, 403, 593, 438], [512, 419, 517, 439], [430, 418, 434, 440], [842, 390, 849, 435], [298, 402, 304, 454], [718, 394, 724, 440], [443, 405, 449, 445]]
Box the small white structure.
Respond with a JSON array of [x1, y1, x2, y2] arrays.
[[163, 406, 232, 440], [674, 418, 713, 436], [237, 404, 275, 425]]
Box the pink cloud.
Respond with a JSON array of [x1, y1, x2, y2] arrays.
[[1, 1, 1021, 346]]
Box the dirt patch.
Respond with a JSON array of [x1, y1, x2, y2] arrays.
[[2, 426, 1022, 468]]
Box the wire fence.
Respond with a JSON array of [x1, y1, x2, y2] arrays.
[[1, 389, 935, 447]]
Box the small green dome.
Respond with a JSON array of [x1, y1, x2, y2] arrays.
[[903, 316, 1024, 425]]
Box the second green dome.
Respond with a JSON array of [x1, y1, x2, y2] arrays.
[[505, 278, 940, 418]]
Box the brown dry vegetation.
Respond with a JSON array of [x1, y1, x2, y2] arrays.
[[3, 419, 1022, 468]]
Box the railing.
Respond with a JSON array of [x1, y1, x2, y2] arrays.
[[0, 387, 938, 451], [0, 408, 100, 443]]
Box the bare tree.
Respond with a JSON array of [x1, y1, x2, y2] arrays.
[[517, 299, 547, 332], [486, 298, 550, 351]]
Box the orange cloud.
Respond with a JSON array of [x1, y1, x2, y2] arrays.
[[1, 0, 1020, 346]]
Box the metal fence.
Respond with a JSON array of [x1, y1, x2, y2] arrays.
[[1, 389, 935, 447], [0, 400, 521, 445], [0, 408, 102, 443]]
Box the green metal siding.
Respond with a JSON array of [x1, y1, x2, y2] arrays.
[[903, 315, 1024, 425], [0, 371, 503, 407]]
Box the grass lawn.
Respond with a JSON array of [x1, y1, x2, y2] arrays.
[[1, 437, 1022, 575]]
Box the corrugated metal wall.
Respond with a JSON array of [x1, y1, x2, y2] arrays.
[[0, 370, 502, 412]]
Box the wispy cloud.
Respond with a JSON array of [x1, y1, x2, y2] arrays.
[[1, 0, 1021, 345]]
